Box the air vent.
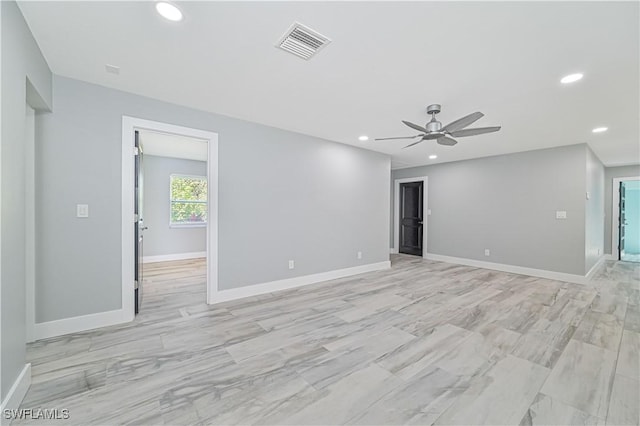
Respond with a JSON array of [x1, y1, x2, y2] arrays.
[[276, 22, 331, 60]]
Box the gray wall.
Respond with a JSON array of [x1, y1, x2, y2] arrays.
[[143, 155, 206, 257], [1, 1, 52, 399], [35, 75, 390, 322], [391, 144, 588, 275], [604, 165, 640, 255], [584, 146, 605, 273]]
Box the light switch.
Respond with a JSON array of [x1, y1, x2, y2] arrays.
[[586, 192, 590, 200], [427, 209, 432, 216], [77, 204, 89, 218], [556, 210, 567, 219]]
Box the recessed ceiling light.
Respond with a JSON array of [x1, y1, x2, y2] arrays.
[[358, 135, 369, 141], [429, 154, 438, 160], [156, 2, 183, 22], [592, 127, 608, 133], [560, 73, 583, 84]]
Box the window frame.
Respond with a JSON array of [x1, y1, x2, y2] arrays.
[[169, 173, 208, 228]]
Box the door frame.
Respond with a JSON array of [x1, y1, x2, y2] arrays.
[[122, 116, 219, 318], [611, 176, 640, 259], [392, 176, 428, 257]]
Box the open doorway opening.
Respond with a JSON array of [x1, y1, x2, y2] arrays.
[[122, 117, 218, 321], [135, 129, 209, 315], [616, 179, 640, 262], [612, 177, 640, 263]]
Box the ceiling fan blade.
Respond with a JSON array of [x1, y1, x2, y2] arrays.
[[403, 139, 425, 149], [402, 120, 428, 133], [437, 136, 457, 146], [449, 126, 501, 137], [374, 134, 423, 141], [442, 112, 484, 132]]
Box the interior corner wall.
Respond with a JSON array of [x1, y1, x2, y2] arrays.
[[143, 155, 206, 257], [35, 75, 390, 323], [585, 146, 605, 273], [604, 165, 640, 254], [391, 144, 587, 275], [1, 0, 52, 400]]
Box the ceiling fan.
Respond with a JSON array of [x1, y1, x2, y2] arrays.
[[375, 104, 501, 147]]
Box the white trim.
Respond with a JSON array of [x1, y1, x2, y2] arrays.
[[123, 117, 219, 317], [25, 105, 36, 343], [611, 176, 640, 259], [585, 255, 606, 281], [423, 253, 593, 285], [33, 309, 128, 341], [209, 261, 391, 304], [393, 176, 429, 257], [389, 248, 398, 254], [0, 364, 31, 414], [142, 251, 206, 264]]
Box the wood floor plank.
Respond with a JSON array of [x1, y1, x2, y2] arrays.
[[16, 256, 639, 425]]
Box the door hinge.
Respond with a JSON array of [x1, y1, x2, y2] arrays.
[[134, 147, 140, 156]]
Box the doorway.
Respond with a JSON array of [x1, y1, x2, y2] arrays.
[[122, 117, 218, 320], [399, 181, 424, 256], [135, 129, 209, 314], [615, 178, 640, 262], [393, 176, 428, 257]]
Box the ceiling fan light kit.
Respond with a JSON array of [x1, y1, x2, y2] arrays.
[[375, 104, 501, 148]]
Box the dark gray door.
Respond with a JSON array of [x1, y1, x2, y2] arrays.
[[619, 182, 626, 260], [399, 181, 424, 256], [134, 131, 144, 314]]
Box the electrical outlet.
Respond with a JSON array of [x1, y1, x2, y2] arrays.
[[556, 211, 567, 219], [288, 260, 294, 270], [76, 204, 89, 218], [484, 249, 490, 256], [357, 251, 362, 259]]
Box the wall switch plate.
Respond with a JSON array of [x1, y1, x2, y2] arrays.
[[288, 260, 295, 269], [556, 211, 567, 219], [427, 209, 432, 216], [77, 204, 89, 218], [357, 251, 362, 259], [484, 249, 490, 256]]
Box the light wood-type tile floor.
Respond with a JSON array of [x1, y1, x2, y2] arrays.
[[16, 255, 640, 425]]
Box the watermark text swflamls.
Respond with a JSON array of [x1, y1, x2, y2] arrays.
[[3, 408, 70, 421]]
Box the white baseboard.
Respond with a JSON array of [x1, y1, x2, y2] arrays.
[[423, 253, 591, 285], [1, 364, 31, 416], [142, 251, 206, 264], [585, 255, 606, 281], [33, 308, 131, 341], [389, 248, 398, 254], [210, 261, 391, 304], [603, 254, 615, 261]]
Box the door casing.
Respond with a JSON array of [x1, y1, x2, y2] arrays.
[[122, 117, 219, 320]]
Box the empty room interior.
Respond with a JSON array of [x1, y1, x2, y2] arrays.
[[1, 1, 639, 425]]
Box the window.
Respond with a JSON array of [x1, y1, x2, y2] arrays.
[[170, 174, 207, 226]]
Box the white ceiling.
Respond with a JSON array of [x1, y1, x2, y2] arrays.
[[18, 1, 639, 169], [139, 129, 207, 161]]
